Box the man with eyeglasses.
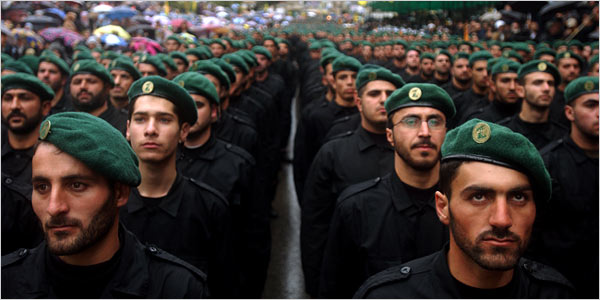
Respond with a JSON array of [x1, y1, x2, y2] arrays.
[[318, 83, 456, 298]]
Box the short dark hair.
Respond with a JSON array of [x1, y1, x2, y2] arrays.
[[439, 159, 466, 200]]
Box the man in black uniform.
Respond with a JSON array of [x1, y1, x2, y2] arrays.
[[499, 60, 568, 149], [36, 53, 72, 116], [452, 51, 495, 126], [531, 76, 599, 298], [406, 52, 435, 83], [355, 119, 574, 298], [550, 51, 584, 127], [69, 60, 128, 135], [301, 65, 402, 297], [2, 112, 208, 298], [463, 59, 522, 123], [441, 52, 471, 98], [385, 39, 408, 75], [431, 50, 452, 86], [319, 83, 455, 298], [108, 57, 141, 110], [120, 76, 236, 298]]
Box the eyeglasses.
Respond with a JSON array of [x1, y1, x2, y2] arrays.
[[394, 116, 445, 130]]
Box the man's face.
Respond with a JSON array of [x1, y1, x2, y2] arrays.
[[110, 70, 135, 100], [255, 54, 270, 73], [458, 45, 471, 54], [127, 95, 187, 163], [566, 92, 599, 139], [188, 94, 217, 139], [186, 55, 199, 66], [438, 161, 535, 271], [92, 51, 102, 62], [229, 68, 246, 96], [384, 45, 393, 58], [210, 44, 225, 58], [31, 143, 123, 256], [165, 39, 180, 52], [491, 73, 520, 104], [392, 44, 405, 59], [324, 63, 335, 91], [490, 46, 502, 58], [471, 60, 488, 89], [406, 50, 420, 68], [138, 63, 160, 77], [1, 89, 50, 134], [309, 49, 321, 60], [37, 62, 66, 92], [334, 70, 357, 102], [521, 72, 555, 109], [278, 43, 289, 56], [557, 58, 581, 84], [70, 74, 108, 113], [263, 40, 278, 57], [386, 106, 446, 170], [362, 45, 372, 58], [538, 54, 555, 65], [173, 58, 188, 74], [451, 58, 471, 83], [203, 73, 222, 96], [421, 59, 435, 77], [101, 59, 112, 70], [357, 80, 396, 130], [435, 55, 451, 75]]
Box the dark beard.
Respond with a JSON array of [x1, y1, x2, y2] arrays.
[[395, 138, 440, 171], [72, 91, 107, 113], [187, 123, 210, 141], [1, 108, 45, 135]]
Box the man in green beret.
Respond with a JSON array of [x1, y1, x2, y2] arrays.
[[209, 39, 226, 58], [432, 50, 452, 86], [1, 60, 33, 75], [534, 48, 556, 65], [69, 59, 128, 135], [552, 51, 584, 126], [108, 57, 141, 110], [531, 76, 598, 299], [589, 54, 599, 77], [354, 119, 574, 298], [262, 36, 279, 59], [37, 53, 72, 115], [2, 111, 208, 298], [397, 47, 421, 80], [406, 52, 435, 83], [458, 41, 473, 54], [121, 75, 236, 298], [498, 60, 568, 149], [170, 51, 189, 74], [137, 54, 167, 78], [165, 35, 186, 53], [442, 52, 471, 98], [358, 42, 374, 65], [385, 40, 408, 76]]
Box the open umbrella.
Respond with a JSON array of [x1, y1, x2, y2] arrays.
[[131, 15, 151, 25], [94, 25, 131, 40], [151, 15, 170, 26], [130, 36, 163, 55], [39, 27, 84, 47], [92, 4, 113, 13], [171, 18, 192, 29], [127, 24, 156, 39], [539, 2, 579, 20], [101, 34, 127, 47], [104, 6, 137, 20], [11, 28, 44, 50], [23, 15, 61, 31], [44, 8, 65, 20]]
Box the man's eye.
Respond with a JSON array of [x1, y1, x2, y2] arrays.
[[472, 193, 486, 202], [71, 182, 86, 191], [34, 183, 49, 193]]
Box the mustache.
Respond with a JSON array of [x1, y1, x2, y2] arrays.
[[411, 139, 437, 150], [477, 227, 521, 243], [45, 215, 82, 229], [7, 110, 26, 119]]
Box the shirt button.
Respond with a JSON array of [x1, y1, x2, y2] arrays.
[[148, 246, 158, 253], [5, 178, 12, 184], [400, 266, 411, 274], [18, 249, 28, 257]]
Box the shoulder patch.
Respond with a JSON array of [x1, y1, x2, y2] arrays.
[[188, 177, 229, 206], [539, 138, 563, 156], [145, 244, 207, 282], [354, 263, 412, 298], [338, 177, 381, 204], [222, 141, 256, 164], [519, 258, 575, 289], [1, 248, 30, 268]]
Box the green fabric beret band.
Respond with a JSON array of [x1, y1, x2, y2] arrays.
[[39, 112, 141, 186], [189, 60, 230, 90], [252, 45, 272, 60], [222, 53, 249, 75], [2, 60, 34, 74], [441, 118, 551, 204], [138, 54, 167, 77], [39, 53, 70, 75], [518, 60, 561, 86], [71, 59, 114, 85], [169, 51, 189, 66], [2, 73, 55, 101], [385, 83, 456, 120], [355, 64, 405, 90], [491, 59, 521, 76], [127, 75, 198, 125], [109, 57, 141, 80], [564, 76, 599, 104], [210, 58, 236, 84], [173, 72, 220, 105], [331, 55, 362, 74]]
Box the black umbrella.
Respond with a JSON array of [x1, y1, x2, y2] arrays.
[[506, 1, 548, 13], [126, 24, 155, 39], [539, 1, 579, 19], [23, 15, 61, 31], [500, 10, 526, 23], [131, 15, 151, 25]]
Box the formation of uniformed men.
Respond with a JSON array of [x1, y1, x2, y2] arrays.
[[1, 20, 598, 299]]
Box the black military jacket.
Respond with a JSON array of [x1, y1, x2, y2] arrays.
[[549, 90, 569, 127], [528, 136, 599, 298], [120, 174, 237, 298], [498, 115, 568, 150], [405, 74, 432, 84], [354, 244, 574, 299], [441, 81, 470, 99], [1, 139, 34, 193], [324, 113, 361, 141], [213, 110, 259, 158], [319, 173, 448, 298], [254, 72, 293, 149], [47, 92, 72, 116], [450, 89, 489, 129], [1, 225, 208, 298], [300, 127, 394, 296], [98, 105, 128, 136], [461, 99, 522, 125]]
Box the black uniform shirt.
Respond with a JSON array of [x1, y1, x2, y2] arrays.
[[319, 173, 448, 298], [213, 110, 259, 158], [549, 90, 569, 127], [324, 113, 361, 141], [120, 174, 237, 298], [498, 115, 568, 150], [441, 81, 470, 99], [451, 89, 489, 128], [1, 139, 34, 188], [98, 105, 128, 136], [462, 99, 522, 124], [354, 244, 574, 298]]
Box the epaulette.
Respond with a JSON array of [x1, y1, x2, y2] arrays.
[[144, 244, 207, 282], [539, 138, 563, 156], [231, 114, 256, 129], [332, 115, 352, 125], [188, 177, 229, 206], [496, 116, 512, 125], [353, 263, 412, 298], [1, 248, 31, 268], [329, 130, 354, 141], [223, 142, 256, 164], [337, 177, 381, 204], [519, 258, 575, 289]]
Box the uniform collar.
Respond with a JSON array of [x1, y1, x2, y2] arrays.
[[179, 135, 218, 161], [564, 135, 596, 165], [389, 172, 437, 213], [128, 173, 185, 218], [356, 126, 391, 152]]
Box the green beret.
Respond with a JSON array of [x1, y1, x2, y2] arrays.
[[513, 43, 531, 54], [39, 112, 141, 186], [210, 58, 236, 84], [362, 41, 374, 48], [517, 60, 561, 86], [590, 41, 599, 49], [552, 40, 567, 49], [420, 52, 435, 61], [128, 75, 197, 125], [38, 53, 70, 75], [320, 49, 341, 69], [536, 42, 551, 49], [555, 50, 584, 67], [74, 44, 90, 53], [92, 47, 104, 54], [472, 43, 484, 50], [320, 40, 337, 49], [209, 39, 226, 49], [252, 45, 272, 60], [71, 59, 114, 85], [169, 51, 189, 66], [308, 40, 322, 50], [17, 55, 40, 74], [392, 39, 408, 48], [441, 118, 551, 204], [534, 48, 556, 60], [138, 54, 167, 77], [458, 41, 472, 48], [185, 47, 213, 60], [589, 54, 599, 66], [101, 50, 119, 60], [167, 34, 185, 45], [406, 46, 421, 54], [189, 60, 230, 90], [452, 52, 470, 64], [238, 50, 257, 67], [73, 51, 95, 62], [435, 49, 451, 60], [1, 53, 14, 63], [491, 59, 521, 76], [2, 73, 54, 101], [501, 42, 514, 50], [222, 53, 249, 74], [2, 60, 34, 74], [331, 55, 362, 74], [173, 72, 220, 105], [564, 76, 598, 104], [108, 57, 141, 80], [486, 57, 504, 73], [385, 83, 456, 119], [355, 64, 405, 90], [156, 53, 177, 71], [469, 51, 493, 66], [276, 38, 290, 47], [567, 39, 583, 49]]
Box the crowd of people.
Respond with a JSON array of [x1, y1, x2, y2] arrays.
[[1, 1, 599, 299]]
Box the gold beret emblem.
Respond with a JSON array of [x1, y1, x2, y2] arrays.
[[368, 72, 377, 81], [564, 52, 571, 58], [537, 62, 547, 71], [178, 80, 185, 87], [501, 64, 509, 72], [73, 63, 80, 72], [584, 80, 595, 91], [111, 60, 117, 68], [26, 48, 35, 55], [408, 87, 422, 101], [39, 120, 51, 140], [142, 55, 147, 62], [224, 58, 231, 63], [142, 81, 154, 93], [472, 122, 491, 144]]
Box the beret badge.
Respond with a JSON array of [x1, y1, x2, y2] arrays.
[[472, 122, 491, 144]]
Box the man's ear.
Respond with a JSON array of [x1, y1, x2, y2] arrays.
[[435, 191, 450, 225], [564, 104, 575, 122], [114, 182, 130, 208], [179, 122, 190, 143], [386, 127, 394, 147]]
